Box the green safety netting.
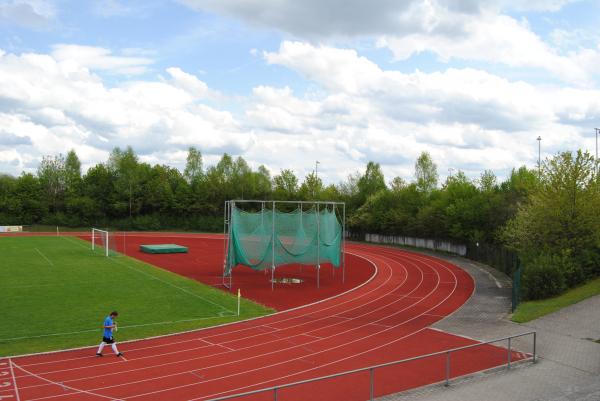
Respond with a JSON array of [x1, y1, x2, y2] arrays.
[[225, 205, 342, 274]]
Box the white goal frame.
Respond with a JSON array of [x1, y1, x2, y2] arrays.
[[91, 228, 110, 257]]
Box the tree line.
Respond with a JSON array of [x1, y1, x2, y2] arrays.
[[1, 146, 598, 299]]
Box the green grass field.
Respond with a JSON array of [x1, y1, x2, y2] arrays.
[[512, 277, 600, 323], [0, 235, 273, 356]]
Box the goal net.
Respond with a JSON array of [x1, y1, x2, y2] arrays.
[[91, 228, 118, 256]]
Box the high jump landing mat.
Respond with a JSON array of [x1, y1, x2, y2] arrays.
[[139, 244, 188, 254]]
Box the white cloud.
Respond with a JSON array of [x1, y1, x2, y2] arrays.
[[51, 44, 154, 75], [0, 48, 252, 175], [166, 67, 210, 98], [2, 40, 600, 184], [0, 0, 56, 29], [182, 0, 596, 85], [258, 41, 600, 179], [378, 13, 594, 85]]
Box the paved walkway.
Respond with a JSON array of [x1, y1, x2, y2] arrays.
[[378, 250, 600, 401]]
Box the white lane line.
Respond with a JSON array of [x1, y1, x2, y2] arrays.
[[24, 246, 469, 401], [301, 333, 323, 339], [9, 359, 21, 401], [181, 246, 461, 401], [131, 249, 452, 401], [43, 250, 435, 400], [11, 361, 118, 400], [199, 339, 235, 352], [20, 253, 407, 396], [14, 247, 478, 401], [24, 245, 464, 401], [34, 248, 54, 267]]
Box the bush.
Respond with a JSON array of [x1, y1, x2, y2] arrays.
[[574, 248, 600, 279], [559, 250, 586, 288], [522, 253, 566, 300], [132, 215, 161, 230]]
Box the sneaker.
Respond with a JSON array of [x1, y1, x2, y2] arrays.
[[116, 352, 124, 357], [96, 353, 103, 357]]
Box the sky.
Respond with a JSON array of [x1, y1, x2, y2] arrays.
[[0, 0, 599, 184]]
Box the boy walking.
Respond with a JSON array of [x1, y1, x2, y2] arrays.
[[96, 311, 124, 357]]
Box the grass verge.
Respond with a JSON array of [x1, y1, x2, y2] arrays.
[[512, 277, 600, 323]]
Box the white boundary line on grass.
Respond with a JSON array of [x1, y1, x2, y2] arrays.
[[62, 235, 235, 314], [0, 315, 237, 342], [34, 248, 54, 267]]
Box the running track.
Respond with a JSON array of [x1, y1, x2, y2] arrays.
[[0, 235, 529, 400]]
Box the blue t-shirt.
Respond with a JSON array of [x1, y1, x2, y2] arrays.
[[103, 316, 113, 338]]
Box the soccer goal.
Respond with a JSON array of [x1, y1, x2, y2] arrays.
[[223, 200, 346, 290], [91, 228, 115, 257]]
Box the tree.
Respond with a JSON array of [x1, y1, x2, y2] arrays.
[[273, 169, 298, 199], [37, 154, 66, 214], [357, 162, 386, 204], [415, 151, 438, 194], [184, 147, 203, 185], [299, 172, 323, 200], [478, 170, 497, 192], [253, 165, 272, 199], [15, 173, 46, 223], [503, 150, 600, 256], [83, 163, 116, 220], [108, 146, 140, 217], [390, 176, 407, 192], [64, 150, 82, 193]]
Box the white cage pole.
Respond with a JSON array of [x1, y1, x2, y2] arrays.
[[229, 201, 233, 289], [223, 201, 233, 290], [222, 201, 227, 288], [317, 202, 320, 289], [331, 205, 335, 279], [92, 229, 95, 251], [299, 203, 303, 274], [272, 201, 276, 291], [263, 202, 268, 276], [343, 202, 346, 283]]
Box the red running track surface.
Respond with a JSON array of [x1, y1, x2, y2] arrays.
[[0, 235, 529, 401]]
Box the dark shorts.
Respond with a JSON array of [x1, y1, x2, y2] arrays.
[[102, 336, 115, 344]]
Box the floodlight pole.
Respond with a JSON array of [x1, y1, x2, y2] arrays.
[[314, 160, 320, 199], [272, 201, 276, 291], [537, 136, 542, 177], [595, 128, 599, 177], [317, 202, 320, 289]]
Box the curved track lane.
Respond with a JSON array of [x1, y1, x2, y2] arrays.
[[1, 239, 525, 401]]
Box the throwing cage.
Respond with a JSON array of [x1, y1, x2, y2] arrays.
[[223, 200, 346, 290]]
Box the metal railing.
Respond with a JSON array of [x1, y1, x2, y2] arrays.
[[206, 331, 536, 401]]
